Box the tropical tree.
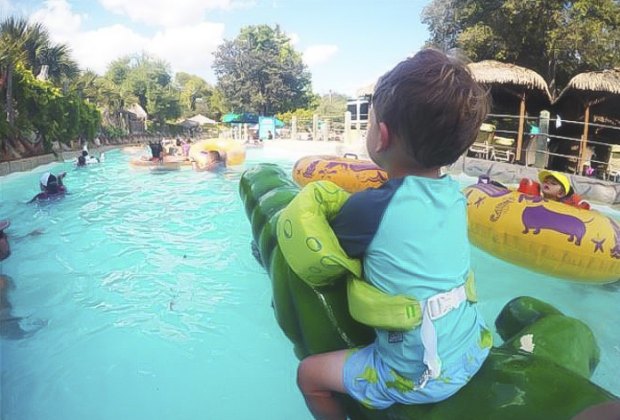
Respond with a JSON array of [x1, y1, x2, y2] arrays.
[[104, 53, 181, 127], [0, 16, 29, 128], [1, 17, 99, 158], [422, 0, 620, 94], [315, 92, 347, 117], [212, 24, 314, 115], [175, 72, 216, 117], [34, 43, 80, 87], [1, 17, 80, 129]]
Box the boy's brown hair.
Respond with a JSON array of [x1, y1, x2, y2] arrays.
[[371, 48, 490, 168]]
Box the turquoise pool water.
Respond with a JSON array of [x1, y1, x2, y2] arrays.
[[0, 147, 618, 419]]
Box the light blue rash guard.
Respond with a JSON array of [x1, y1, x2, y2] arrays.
[[331, 175, 488, 380]]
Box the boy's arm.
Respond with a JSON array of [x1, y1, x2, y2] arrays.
[[330, 188, 391, 258], [57, 172, 67, 186]]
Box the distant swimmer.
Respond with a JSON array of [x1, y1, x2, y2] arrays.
[[75, 150, 103, 166], [29, 172, 67, 203], [0, 219, 10, 261]]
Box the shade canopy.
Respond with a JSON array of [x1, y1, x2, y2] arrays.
[[221, 112, 259, 124], [468, 60, 552, 104], [552, 68, 620, 171], [188, 114, 217, 125], [554, 68, 620, 114], [178, 119, 200, 129]]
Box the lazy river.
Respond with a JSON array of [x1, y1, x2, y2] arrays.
[[0, 143, 618, 419]]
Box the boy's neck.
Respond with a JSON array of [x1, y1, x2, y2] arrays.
[[389, 166, 442, 179], [382, 137, 442, 179]]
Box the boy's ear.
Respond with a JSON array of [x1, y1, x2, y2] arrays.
[[377, 122, 391, 152]]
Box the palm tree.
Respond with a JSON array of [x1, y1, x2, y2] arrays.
[[0, 16, 29, 128], [21, 21, 50, 75], [35, 44, 80, 88]]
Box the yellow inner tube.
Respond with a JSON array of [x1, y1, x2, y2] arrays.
[[464, 183, 620, 283], [292, 155, 387, 193], [189, 139, 246, 167]]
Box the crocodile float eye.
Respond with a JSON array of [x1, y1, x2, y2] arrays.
[[282, 219, 293, 238], [306, 237, 322, 252]]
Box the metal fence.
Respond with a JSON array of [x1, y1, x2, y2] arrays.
[[470, 112, 620, 182]]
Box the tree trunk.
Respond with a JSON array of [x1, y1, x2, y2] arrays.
[[6, 63, 14, 127]]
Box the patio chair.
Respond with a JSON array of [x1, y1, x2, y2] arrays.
[[492, 136, 516, 163], [605, 144, 620, 182], [469, 123, 495, 160]]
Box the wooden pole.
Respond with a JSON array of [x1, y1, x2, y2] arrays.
[[515, 94, 526, 162], [578, 104, 591, 174]]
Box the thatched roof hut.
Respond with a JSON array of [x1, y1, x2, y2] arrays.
[[468, 60, 552, 161], [558, 68, 620, 96], [553, 68, 620, 168], [554, 68, 620, 116], [468, 60, 552, 104]]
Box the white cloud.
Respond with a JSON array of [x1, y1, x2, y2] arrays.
[[147, 23, 225, 78], [29, 0, 84, 42], [0, 0, 15, 14], [71, 25, 150, 73], [99, 0, 246, 27], [28, 0, 225, 80], [303, 44, 338, 67]]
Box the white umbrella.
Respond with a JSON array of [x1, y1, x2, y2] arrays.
[[188, 114, 217, 125]]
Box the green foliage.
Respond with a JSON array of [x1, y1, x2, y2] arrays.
[[10, 63, 100, 151], [1, 16, 87, 153], [422, 0, 620, 93], [213, 24, 314, 115], [276, 108, 315, 125], [1, 16, 78, 86], [101, 125, 128, 139], [315, 92, 347, 117], [103, 53, 181, 126], [175, 72, 219, 118]]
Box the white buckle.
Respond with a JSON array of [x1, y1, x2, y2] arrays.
[[426, 285, 467, 321]]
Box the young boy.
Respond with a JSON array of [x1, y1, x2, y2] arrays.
[[297, 49, 492, 419], [538, 170, 590, 209]]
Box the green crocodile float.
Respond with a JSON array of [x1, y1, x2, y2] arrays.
[[239, 163, 618, 419]]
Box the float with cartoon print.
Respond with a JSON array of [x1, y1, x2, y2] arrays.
[[239, 163, 618, 419], [464, 177, 620, 283], [291, 154, 620, 283], [292, 154, 387, 193]]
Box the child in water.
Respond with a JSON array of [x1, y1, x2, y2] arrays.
[[519, 170, 590, 209], [29, 172, 67, 203], [296, 49, 492, 419], [539, 170, 590, 209], [193, 150, 225, 172]]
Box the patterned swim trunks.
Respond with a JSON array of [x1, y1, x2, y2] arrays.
[[343, 340, 490, 410]]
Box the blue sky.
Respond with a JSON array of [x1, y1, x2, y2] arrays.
[[2, 0, 431, 96]]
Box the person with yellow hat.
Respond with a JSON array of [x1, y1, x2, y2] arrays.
[[537, 170, 590, 209]]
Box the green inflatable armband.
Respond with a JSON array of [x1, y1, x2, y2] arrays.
[[347, 271, 478, 331], [277, 181, 361, 286], [347, 276, 422, 331]]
